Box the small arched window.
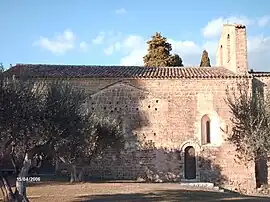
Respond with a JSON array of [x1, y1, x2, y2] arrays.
[[201, 115, 211, 145], [206, 120, 211, 143], [220, 45, 223, 66], [227, 34, 230, 63]]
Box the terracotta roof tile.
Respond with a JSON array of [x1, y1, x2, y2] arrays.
[[5, 64, 249, 79], [248, 70, 270, 77]]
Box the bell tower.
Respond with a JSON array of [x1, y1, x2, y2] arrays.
[[216, 24, 248, 74]]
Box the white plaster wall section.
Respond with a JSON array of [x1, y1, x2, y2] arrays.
[[195, 91, 223, 146], [195, 92, 213, 142], [198, 110, 223, 147]]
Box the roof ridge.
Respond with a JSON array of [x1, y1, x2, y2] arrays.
[[6, 64, 247, 79], [14, 64, 226, 69]]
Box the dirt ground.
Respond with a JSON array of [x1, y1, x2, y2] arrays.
[[1, 181, 270, 202]]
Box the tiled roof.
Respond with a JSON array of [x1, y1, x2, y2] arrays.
[[248, 70, 270, 77], [5, 64, 249, 79]]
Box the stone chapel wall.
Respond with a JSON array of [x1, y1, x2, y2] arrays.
[[66, 77, 255, 191]]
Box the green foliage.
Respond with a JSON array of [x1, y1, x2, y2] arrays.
[[168, 54, 183, 67], [0, 77, 125, 180], [0, 79, 45, 152], [84, 114, 124, 158], [143, 32, 183, 67], [0, 76, 126, 199], [200, 50, 211, 67], [39, 80, 124, 165], [226, 80, 270, 163]]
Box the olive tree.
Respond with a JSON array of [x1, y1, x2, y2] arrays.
[[226, 80, 270, 187], [0, 78, 125, 201]]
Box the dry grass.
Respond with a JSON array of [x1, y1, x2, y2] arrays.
[[1, 181, 270, 202]]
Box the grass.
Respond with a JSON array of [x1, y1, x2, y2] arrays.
[[1, 181, 270, 202]]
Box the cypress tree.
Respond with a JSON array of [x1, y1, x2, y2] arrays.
[[200, 50, 211, 67], [143, 32, 183, 67]]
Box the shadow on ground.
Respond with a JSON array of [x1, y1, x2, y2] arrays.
[[73, 189, 270, 202]]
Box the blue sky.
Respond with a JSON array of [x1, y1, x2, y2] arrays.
[[0, 0, 270, 70]]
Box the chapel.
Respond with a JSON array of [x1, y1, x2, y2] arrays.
[[7, 24, 270, 191]]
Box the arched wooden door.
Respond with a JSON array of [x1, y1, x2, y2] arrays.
[[184, 146, 196, 179]]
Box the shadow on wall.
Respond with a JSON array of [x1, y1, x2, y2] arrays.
[[199, 156, 228, 186], [21, 149, 229, 192], [54, 78, 152, 178], [53, 78, 229, 187], [69, 147, 229, 188], [19, 79, 229, 189], [87, 79, 150, 134]]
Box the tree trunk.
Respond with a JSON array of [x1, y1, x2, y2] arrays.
[[78, 166, 86, 182], [70, 165, 77, 183], [54, 159, 59, 174], [73, 165, 78, 182], [69, 165, 85, 183], [15, 153, 32, 202], [255, 153, 268, 188], [0, 175, 15, 202], [78, 168, 85, 182], [70, 171, 74, 183]]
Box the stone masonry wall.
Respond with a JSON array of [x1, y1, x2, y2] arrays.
[[235, 25, 248, 74], [66, 77, 256, 191], [216, 24, 248, 75]]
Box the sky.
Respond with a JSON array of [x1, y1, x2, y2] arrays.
[[0, 1, 270, 71]]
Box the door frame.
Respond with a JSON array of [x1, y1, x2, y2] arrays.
[[180, 141, 201, 181]]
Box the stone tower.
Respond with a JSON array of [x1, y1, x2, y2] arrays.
[[216, 24, 248, 74]]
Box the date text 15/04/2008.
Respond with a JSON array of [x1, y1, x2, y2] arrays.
[[16, 177, 41, 182]]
